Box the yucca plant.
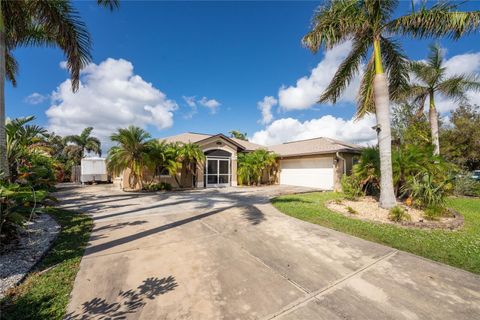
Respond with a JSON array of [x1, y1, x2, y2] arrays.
[[302, 0, 480, 208]]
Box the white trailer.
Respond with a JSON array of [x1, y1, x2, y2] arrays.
[[81, 157, 109, 183]]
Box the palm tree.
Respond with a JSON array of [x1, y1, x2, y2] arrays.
[[0, 0, 119, 176], [178, 142, 205, 188], [400, 44, 480, 155], [229, 130, 247, 141], [164, 142, 182, 187], [65, 127, 102, 160], [107, 126, 151, 191], [302, 0, 480, 208]]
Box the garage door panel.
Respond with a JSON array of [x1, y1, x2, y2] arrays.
[[279, 157, 333, 190]]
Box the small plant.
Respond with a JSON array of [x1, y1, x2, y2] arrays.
[[346, 206, 358, 214], [341, 175, 364, 200], [334, 199, 343, 205], [388, 206, 411, 222], [424, 205, 445, 220]]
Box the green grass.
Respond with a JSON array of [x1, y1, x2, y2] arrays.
[[1, 208, 93, 320], [272, 192, 480, 274]]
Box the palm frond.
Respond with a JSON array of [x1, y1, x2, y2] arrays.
[[356, 54, 376, 118], [29, 0, 93, 91], [437, 74, 480, 101], [302, 0, 367, 52], [389, 2, 480, 40], [5, 51, 19, 86], [380, 37, 409, 101], [319, 35, 370, 104], [96, 0, 120, 10]]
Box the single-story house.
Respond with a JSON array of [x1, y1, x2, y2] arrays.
[[147, 132, 362, 191]]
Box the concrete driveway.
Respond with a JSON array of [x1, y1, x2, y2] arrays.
[[56, 184, 480, 320]]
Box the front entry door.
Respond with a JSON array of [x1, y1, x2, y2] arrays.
[[206, 158, 230, 187]]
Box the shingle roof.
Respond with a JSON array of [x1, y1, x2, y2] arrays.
[[230, 138, 266, 151], [268, 137, 362, 157], [160, 132, 211, 144], [159, 132, 362, 156]]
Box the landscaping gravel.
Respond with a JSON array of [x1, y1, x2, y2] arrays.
[[0, 214, 60, 298]]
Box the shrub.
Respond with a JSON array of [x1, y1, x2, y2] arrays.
[[341, 175, 364, 200], [144, 182, 172, 192], [0, 183, 52, 243], [346, 206, 358, 214], [388, 206, 411, 222], [352, 147, 380, 196], [454, 174, 480, 197], [403, 172, 451, 209]]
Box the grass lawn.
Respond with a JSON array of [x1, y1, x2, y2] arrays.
[[272, 192, 480, 274], [1, 208, 92, 320]]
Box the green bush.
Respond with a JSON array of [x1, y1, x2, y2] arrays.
[[388, 206, 411, 222], [0, 183, 52, 242], [144, 182, 172, 192], [16, 153, 57, 191], [454, 174, 480, 197], [341, 175, 364, 200], [403, 172, 451, 209], [353, 145, 455, 205]]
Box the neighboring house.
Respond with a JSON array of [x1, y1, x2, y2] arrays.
[[153, 132, 361, 191]]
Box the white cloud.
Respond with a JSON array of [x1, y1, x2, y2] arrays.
[[251, 114, 377, 146], [198, 97, 221, 114], [46, 58, 178, 148], [278, 41, 359, 111], [257, 96, 277, 124], [182, 95, 197, 107], [25, 92, 48, 105]]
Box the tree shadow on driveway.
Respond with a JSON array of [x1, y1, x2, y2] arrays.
[[65, 276, 177, 320], [85, 205, 237, 256]]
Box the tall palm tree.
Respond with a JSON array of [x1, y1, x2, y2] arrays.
[[107, 126, 151, 191], [0, 0, 119, 176], [302, 0, 480, 208], [178, 142, 205, 188], [65, 127, 101, 160], [400, 44, 480, 155]]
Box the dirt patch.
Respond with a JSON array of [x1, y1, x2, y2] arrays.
[[326, 197, 463, 230]]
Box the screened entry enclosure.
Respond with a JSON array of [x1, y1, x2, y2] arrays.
[[204, 149, 231, 187]]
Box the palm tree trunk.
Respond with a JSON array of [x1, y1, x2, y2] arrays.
[[0, 3, 8, 177], [428, 92, 440, 155], [373, 39, 396, 209]]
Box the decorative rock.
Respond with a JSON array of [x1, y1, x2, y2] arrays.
[[0, 214, 60, 298]]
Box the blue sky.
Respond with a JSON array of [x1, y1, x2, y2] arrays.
[[6, 1, 480, 148]]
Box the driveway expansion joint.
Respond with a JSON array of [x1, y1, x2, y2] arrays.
[[262, 249, 399, 320]]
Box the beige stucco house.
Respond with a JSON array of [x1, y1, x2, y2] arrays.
[[137, 132, 361, 191]]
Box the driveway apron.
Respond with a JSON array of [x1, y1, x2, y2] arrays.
[[56, 184, 480, 320]]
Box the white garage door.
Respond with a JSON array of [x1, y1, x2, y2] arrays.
[[279, 157, 334, 189]]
